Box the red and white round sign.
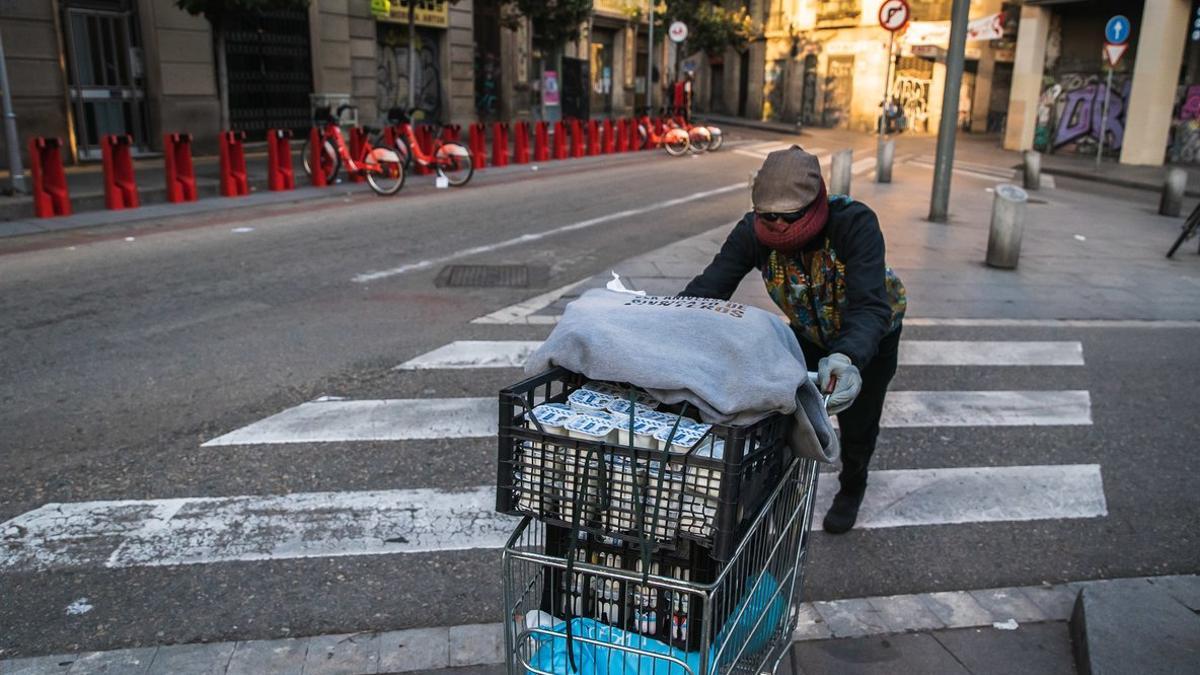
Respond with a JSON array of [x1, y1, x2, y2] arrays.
[[668, 21, 688, 43], [878, 0, 911, 32]]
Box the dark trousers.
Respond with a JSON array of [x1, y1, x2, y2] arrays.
[[798, 325, 902, 494]]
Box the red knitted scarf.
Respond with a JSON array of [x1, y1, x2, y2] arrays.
[[753, 180, 829, 255]]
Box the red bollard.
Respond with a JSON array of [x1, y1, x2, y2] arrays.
[[28, 137, 71, 218], [491, 122, 510, 167], [442, 124, 462, 142], [162, 133, 197, 203], [603, 119, 616, 154], [219, 130, 249, 197], [627, 119, 641, 151], [533, 121, 550, 162], [570, 119, 585, 158], [347, 127, 367, 183], [309, 128, 328, 187], [512, 121, 531, 164], [552, 121, 569, 160], [468, 122, 488, 170], [586, 119, 601, 156], [267, 129, 295, 191], [101, 134, 139, 210]]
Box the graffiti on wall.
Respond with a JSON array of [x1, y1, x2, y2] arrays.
[[821, 55, 854, 128], [1035, 73, 1131, 155], [763, 60, 786, 121], [891, 75, 931, 133], [377, 26, 442, 122]]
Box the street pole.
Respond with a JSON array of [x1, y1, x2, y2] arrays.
[[879, 31, 894, 137], [407, 2, 416, 112], [0, 30, 28, 194], [647, 0, 655, 113], [1096, 67, 1113, 169], [928, 0, 970, 222]]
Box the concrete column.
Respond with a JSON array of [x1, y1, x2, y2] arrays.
[[971, 45, 995, 133], [1002, 5, 1050, 151], [1120, 0, 1191, 166]]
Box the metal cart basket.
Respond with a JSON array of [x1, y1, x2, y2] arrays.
[[502, 455, 820, 675]]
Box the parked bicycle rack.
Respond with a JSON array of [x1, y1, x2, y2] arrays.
[[267, 129, 295, 191], [553, 121, 569, 160], [469, 122, 488, 170], [309, 127, 328, 187], [347, 128, 368, 183], [101, 134, 139, 210], [570, 119, 585, 158], [534, 121, 550, 162], [29, 137, 71, 218], [219, 131, 249, 197]]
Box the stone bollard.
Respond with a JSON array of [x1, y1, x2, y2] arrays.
[[1023, 150, 1041, 191], [986, 184, 1029, 269], [1159, 168, 1187, 217], [876, 139, 894, 183], [830, 149, 852, 195]]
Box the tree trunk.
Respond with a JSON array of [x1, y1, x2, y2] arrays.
[[215, 24, 231, 131]]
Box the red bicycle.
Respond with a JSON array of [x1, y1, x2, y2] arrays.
[[301, 104, 406, 195], [387, 108, 474, 186], [635, 109, 691, 156]]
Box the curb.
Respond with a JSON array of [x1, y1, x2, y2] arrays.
[[5, 575, 1196, 674], [1041, 165, 1200, 198], [697, 113, 805, 136]]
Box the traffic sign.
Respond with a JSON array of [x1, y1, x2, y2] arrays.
[[1105, 15, 1131, 44], [1103, 42, 1128, 67], [878, 0, 911, 32], [668, 21, 688, 43]]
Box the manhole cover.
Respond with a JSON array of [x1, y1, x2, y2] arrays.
[[435, 264, 547, 288]]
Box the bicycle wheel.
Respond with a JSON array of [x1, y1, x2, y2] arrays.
[[663, 129, 690, 156], [707, 127, 724, 151], [301, 137, 340, 183], [436, 143, 474, 186], [688, 127, 712, 153], [1167, 203, 1200, 257], [364, 147, 406, 196]]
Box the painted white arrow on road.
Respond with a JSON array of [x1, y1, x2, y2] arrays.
[[0, 465, 1106, 573]]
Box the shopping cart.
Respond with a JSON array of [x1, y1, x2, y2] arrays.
[[502, 455, 820, 675]]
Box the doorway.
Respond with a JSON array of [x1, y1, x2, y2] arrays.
[[61, 0, 149, 159]]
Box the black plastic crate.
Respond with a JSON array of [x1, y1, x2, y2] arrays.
[[538, 525, 721, 650], [496, 367, 790, 561]]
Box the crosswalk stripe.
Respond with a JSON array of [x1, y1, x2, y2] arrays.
[[906, 159, 1015, 182], [201, 390, 1091, 446], [851, 156, 877, 175], [201, 398, 495, 446], [397, 340, 1085, 370], [0, 465, 1105, 573]]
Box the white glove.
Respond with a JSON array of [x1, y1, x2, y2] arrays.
[[818, 353, 862, 415]]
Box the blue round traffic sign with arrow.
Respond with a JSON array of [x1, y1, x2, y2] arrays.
[[1105, 15, 1131, 44]]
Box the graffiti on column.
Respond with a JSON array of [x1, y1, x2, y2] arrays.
[[1169, 84, 1200, 164], [1035, 73, 1130, 154], [377, 26, 443, 122]]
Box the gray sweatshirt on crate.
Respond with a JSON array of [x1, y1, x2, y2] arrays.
[[524, 288, 839, 463]]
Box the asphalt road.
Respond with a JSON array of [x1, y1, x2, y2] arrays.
[[2, 129, 1199, 658]]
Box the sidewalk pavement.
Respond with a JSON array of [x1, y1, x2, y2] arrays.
[[6, 575, 1195, 674], [702, 112, 1200, 198]]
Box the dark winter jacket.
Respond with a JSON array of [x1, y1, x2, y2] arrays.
[[682, 196, 906, 367]]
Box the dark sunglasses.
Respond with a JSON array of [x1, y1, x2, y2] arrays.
[[757, 207, 807, 223]]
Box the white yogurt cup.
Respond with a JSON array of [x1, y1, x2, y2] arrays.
[[528, 402, 575, 435], [565, 414, 616, 443], [653, 426, 704, 453], [613, 416, 666, 448], [568, 388, 614, 414], [605, 398, 657, 418]]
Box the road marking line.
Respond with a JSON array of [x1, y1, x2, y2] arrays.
[[851, 156, 877, 175], [904, 318, 1200, 328], [470, 279, 590, 325], [397, 340, 1084, 370], [201, 398, 495, 446], [906, 159, 1014, 182], [351, 183, 746, 283], [0, 465, 1105, 573], [883, 390, 1090, 427], [201, 390, 1091, 447], [814, 464, 1106, 531]]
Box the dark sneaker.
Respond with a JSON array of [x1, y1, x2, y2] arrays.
[[822, 489, 865, 534]]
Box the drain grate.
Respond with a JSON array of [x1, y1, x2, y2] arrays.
[[435, 264, 547, 288]]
